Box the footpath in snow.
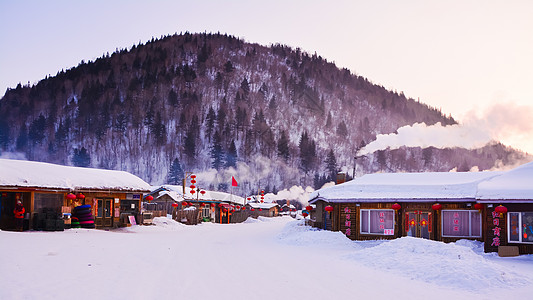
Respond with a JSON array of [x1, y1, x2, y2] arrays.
[[1, 216, 532, 300]]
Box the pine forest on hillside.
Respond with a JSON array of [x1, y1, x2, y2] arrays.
[[0, 33, 529, 194]]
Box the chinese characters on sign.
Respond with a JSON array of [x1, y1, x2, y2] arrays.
[[344, 207, 352, 237], [491, 210, 501, 247], [453, 212, 460, 232]]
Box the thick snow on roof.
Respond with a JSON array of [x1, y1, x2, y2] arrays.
[[247, 202, 279, 209], [310, 161, 533, 202], [0, 159, 151, 192], [159, 184, 245, 205], [310, 171, 500, 202], [477, 161, 533, 201]]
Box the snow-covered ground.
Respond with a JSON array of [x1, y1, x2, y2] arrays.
[[1, 216, 532, 299]]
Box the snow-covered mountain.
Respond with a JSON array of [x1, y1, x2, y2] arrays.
[[0, 33, 529, 194]]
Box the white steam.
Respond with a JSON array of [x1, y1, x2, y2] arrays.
[[358, 102, 533, 156], [358, 122, 493, 155], [265, 185, 315, 205]]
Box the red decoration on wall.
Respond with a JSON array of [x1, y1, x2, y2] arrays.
[[474, 203, 483, 211], [325, 205, 334, 212], [431, 203, 442, 210], [391, 203, 401, 211]]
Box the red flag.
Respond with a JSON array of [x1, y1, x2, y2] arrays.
[[231, 176, 238, 187]]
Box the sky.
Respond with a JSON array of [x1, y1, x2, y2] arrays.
[[1, 0, 532, 153]]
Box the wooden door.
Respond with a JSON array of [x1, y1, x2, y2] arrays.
[[406, 210, 433, 239], [96, 198, 113, 227]]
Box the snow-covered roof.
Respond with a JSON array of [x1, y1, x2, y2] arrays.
[[0, 158, 151, 192], [156, 190, 184, 202], [158, 184, 245, 205], [310, 161, 533, 203], [477, 162, 533, 201], [247, 202, 279, 209]]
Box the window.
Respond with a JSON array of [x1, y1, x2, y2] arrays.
[[508, 212, 533, 244], [360, 209, 394, 235], [34, 193, 63, 212], [441, 210, 481, 238]]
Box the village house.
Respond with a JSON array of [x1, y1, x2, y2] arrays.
[[145, 184, 247, 224], [246, 202, 280, 218], [0, 158, 151, 231], [309, 161, 533, 254]]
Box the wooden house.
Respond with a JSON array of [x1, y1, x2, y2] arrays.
[[247, 202, 280, 218], [309, 161, 533, 254], [0, 159, 151, 231]]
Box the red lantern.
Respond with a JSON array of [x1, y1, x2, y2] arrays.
[[495, 205, 507, 217], [431, 203, 442, 211], [190, 189, 196, 194], [241, 206, 246, 210], [223, 208, 228, 213], [182, 201, 188, 206], [76, 193, 85, 199], [474, 203, 483, 211], [190, 185, 196, 189], [260, 200, 264, 203], [191, 179, 196, 184], [306, 205, 313, 211], [236, 205, 241, 210], [302, 212, 309, 217], [171, 203, 179, 208], [391, 203, 401, 211], [218, 204, 223, 208], [251, 208, 255, 211], [210, 203, 216, 208], [200, 190, 206, 195], [325, 205, 334, 212], [247, 197, 251, 201], [259, 208, 263, 211], [66, 193, 76, 200], [191, 175, 196, 179], [200, 203, 206, 207], [146, 195, 154, 202]]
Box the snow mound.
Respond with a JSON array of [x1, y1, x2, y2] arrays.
[[150, 217, 188, 230], [278, 220, 360, 249], [345, 237, 530, 291]]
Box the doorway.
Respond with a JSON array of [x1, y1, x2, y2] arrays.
[[406, 211, 432, 239], [96, 198, 113, 227]]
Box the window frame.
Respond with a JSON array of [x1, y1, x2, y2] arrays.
[[359, 209, 395, 235], [441, 210, 482, 238], [508, 212, 533, 244]]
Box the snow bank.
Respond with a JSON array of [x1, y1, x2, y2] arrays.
[[277, 219, 359, 249], [345, 236, 530, 290]]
